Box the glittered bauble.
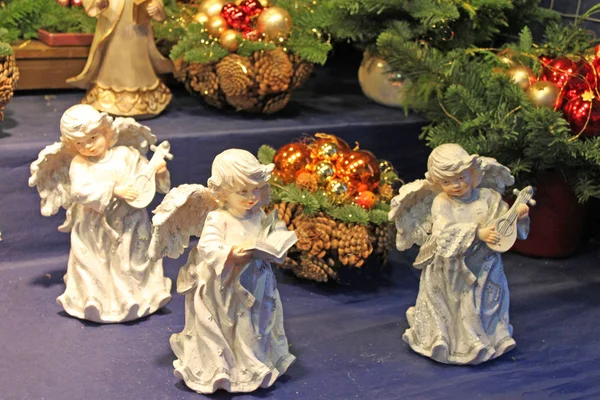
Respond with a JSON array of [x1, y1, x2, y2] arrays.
[[243, 29, 259, 40], [506, 65, 536, 90], [326, 178, 349, 203], [563, 95, 600, 137], [219, 29, 241, 52], [526, 81, 561, 109], [236, 0, 268, 5], [336, 150, 381, 192], [239, 0, 263, 16], [273, 143, 311, 183], [207, 15, 228, 37], [193, 11, 210, 25], [221, 3, 251, 31], [314, 161, 336, 184], [563, 61, 596, 101], [354, 191, 376, 210], [257, 6, 292, 39], [198, 0, 229, 18], [358, 52, 408, 109]]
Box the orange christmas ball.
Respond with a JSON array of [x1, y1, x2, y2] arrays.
[[273, 142, 311, 183], [336, 150, 381, 191], [354, 191, 377, 210]]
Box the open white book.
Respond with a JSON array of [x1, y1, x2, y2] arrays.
[[247, 211, 298, 260]]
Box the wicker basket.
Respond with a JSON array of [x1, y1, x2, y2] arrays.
[[0, 53, 19, 121], [175, 48, 314, 114], [270, 201, 396, 285]]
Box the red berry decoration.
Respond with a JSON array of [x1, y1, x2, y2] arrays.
[[239, 0, 263, 16], [221, 3, 250, 31], [563, 93, 600, 138]]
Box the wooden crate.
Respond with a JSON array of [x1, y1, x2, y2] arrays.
[[12, 40, 90, 90]]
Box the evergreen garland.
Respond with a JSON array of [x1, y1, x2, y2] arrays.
[[169, 0, 333, 65], [380, 10, 600, 202], [0, 0, 95, 42]]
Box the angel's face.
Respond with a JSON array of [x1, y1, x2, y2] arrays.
[[439, 169, 473, 200], [226, 181, 267, 216], [73, 128, 109, 158]]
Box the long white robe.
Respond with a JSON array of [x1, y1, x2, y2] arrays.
[[170, 208, 295, 394], [57, 146, 172, 323], [403, 188, 529, 364]]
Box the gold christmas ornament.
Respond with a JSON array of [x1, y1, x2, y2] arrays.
[[358, 51, 407, 108], [219, 29, 241, 52], [326, 178, 349, 203], [207, 15, 228, 37], [198, 0, 229, 18], [526, 81, 561, 109], [257, 7, 293, 39], [193, 11, 209, 25], [314, 160, 336, 184], [506, 65, 536, 90]]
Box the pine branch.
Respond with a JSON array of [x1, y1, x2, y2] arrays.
[[257, 145, 276, 165]]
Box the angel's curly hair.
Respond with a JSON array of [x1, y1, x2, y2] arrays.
[[208, 149, 275, 207], [59, 104, 116, 152], [425, 143, 483, 187]]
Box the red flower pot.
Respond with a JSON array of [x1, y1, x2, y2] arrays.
[[510, 172, 585, 258]]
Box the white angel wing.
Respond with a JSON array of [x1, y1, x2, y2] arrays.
[[388, 179, 439, 251], [112, 117, 157, 156], [479, 157, 515, 195], [28, 142, 74, 216], [149, 184, 219, 261]]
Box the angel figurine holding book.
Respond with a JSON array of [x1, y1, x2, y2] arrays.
[[149, 149, 297, 394], [29, 104, 173, 323], [389, 143, 533, 365]]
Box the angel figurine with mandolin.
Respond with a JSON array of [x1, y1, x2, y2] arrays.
[[29, 104, 173, 323], [389, 143, 534, 365]]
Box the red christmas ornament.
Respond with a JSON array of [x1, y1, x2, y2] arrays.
[[354, 191, 376, 210], [540, 58, 578, 89], [243, 28, 259, 40], [563, 93, 600, 137], [221, 3, 251, 31], [273, 143, 311, 183], [71, 0, 82, 6], [336, 150, 381, 192], [239, 0, 263, 16], [539, 55, 553, 68], [563, 61, 597, 101]]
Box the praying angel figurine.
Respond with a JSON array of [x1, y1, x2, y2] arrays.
[[149, 149, 297, 393], [29, 104, 173, 323], [389, 143, 533, 365]]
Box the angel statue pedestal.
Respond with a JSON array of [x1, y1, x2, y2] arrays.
[[67, 0, 173, 119], [389, 143, 534, 365], [29, 104, 173, 323], [149, 149, 297, 394]]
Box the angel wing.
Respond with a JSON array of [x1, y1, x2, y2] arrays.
[[479, 157, 515, 195], [388, 179, 439, 251], [149, 184, 219, 261], [28, 141, 74, 217], [112, 117, 157, 156]]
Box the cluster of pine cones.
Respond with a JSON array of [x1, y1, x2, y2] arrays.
[[0, 54, 19, 121], [271, 201, 396, 283], [175, 48, 313, 114]]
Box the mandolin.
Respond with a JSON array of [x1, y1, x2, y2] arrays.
[[126, 140, 173, 209], [486, 186, 536, 253]]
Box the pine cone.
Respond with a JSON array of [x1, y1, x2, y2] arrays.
[[295, 215, 332, 258], [254, 48, 293, 96], [378, 183, 395, 202], [216, 54, 255, 97], [295, 171, 318, 192], [375, 223, 395, 255], [296, 254, 329, 282], [0, 54, 19, 121], [261, 92, 291, 114], [226, 93, 260, 112], [289, 53, 314, 90], [335, 223, 373, 267]]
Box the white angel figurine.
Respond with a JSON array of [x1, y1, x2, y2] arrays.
[[149, 149, 297, 394], [389, 143, 533, 365], [29, 104, 173, 323]]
